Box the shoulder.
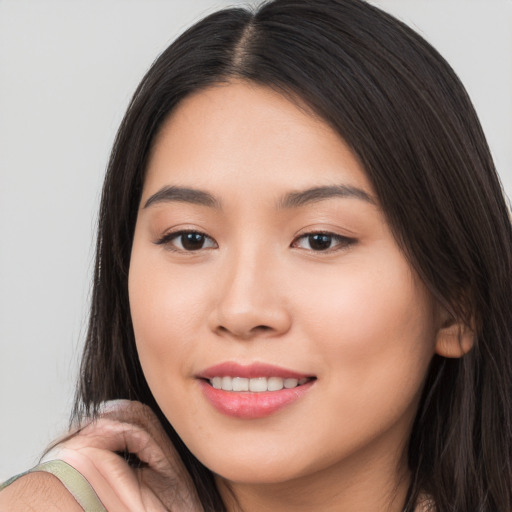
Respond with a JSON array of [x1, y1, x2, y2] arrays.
[[0, 472, 83, 512]]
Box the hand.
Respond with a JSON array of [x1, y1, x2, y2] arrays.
[[43, 400, 203, 512]]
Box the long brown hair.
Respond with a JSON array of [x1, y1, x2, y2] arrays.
[[74, 1, 512, 510]]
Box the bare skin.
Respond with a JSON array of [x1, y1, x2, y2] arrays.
[[0, 473, 83, 512], [0, 401, 201, 511]]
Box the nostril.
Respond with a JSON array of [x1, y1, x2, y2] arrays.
[[211, 298, 292, 339], [253, 325, 272, 332], [215, 323, 274, 339]]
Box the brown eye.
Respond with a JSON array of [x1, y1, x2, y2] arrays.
[[308, 234, 334, 251], [292, 232, 355, 252], [156, 231, 217, 252], [180, 232, 209, 251]]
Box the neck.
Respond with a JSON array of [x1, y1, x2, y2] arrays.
[[217, 439, 411, 512]]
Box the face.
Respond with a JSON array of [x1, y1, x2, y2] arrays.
[[129, 82, 440, 489]]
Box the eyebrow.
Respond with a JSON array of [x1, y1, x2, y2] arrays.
[[278, 185, 375, 209], [143, 186, 221, 209], [143, 183, 375, 210]]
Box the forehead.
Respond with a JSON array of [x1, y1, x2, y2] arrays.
[[143, 81, 373, 200]]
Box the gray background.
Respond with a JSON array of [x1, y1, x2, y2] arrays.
[[1, 0, 511, 480]]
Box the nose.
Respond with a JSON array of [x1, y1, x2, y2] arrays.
[[208, 247, 292, 340]]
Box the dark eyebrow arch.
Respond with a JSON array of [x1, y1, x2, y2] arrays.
[[278, 185, 375, 209], [143, 186, 221, 209]]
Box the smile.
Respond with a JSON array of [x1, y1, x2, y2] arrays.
[[209, 376, 311, 392], [198, 363, 316, 419]]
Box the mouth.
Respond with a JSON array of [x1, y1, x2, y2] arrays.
[[197, 362, 317, 419]]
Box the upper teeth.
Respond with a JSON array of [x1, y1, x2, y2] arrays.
[[210, 376, 308, 392]]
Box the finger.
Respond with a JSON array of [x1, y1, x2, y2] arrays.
[[97, 401, 171, 452], [44, 421, 174, 510], [93, 402, 203, 509], [78, 419, 173, 473], [46, 401, 203, 511], [96, 400, 160, 430]]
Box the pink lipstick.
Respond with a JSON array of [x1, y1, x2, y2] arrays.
[[197, 362, 316, 419]]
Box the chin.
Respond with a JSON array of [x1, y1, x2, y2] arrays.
[[193, 442, 322, 486], [212, 462, 305, 486]]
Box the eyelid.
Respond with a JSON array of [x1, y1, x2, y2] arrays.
[[153, 227, 356, 254], [154, 229, 218, 252], [291, 230, 357, 252]]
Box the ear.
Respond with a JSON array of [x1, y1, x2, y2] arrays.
[[434, 311, 475, 358]]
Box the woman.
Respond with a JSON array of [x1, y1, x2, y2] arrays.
[[1, 0, 511, 510]]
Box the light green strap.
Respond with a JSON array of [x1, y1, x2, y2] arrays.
[[1, 460, 107, 512]]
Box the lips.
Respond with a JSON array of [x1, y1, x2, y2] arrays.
[[199, 362, 312, 380], [197, 362, 316, 419]]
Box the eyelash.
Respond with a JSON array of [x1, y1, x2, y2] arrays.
[[291, 232, 356, 253], [155, 230, 356, 253], [155, 230, 217, 252]]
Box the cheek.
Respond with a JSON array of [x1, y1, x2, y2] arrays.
[[129, 248, 207, 335], [327, 276, 432, 354], [297, 253, 437, 396], [128, 244, 207, 389]]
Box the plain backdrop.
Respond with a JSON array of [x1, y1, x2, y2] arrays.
[[1, 0, 511, 480]]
